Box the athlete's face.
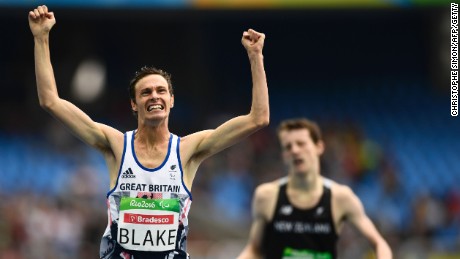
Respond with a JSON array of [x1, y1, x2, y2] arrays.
[[131, 74, 174, 124], [278, 128, 324, 175]]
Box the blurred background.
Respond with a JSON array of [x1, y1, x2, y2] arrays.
[[0, 0, 459, 258]]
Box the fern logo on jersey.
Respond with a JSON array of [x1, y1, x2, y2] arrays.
[[122, 168, 135, 178], [280, 205, 293, 216], [315, 206, 324, 216]]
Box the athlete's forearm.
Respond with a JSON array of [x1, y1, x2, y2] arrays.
[[248, 52, 269, 127], [34, 35, 60, 109], [375, 240, 393, 259], [237, 245, 263, 259]]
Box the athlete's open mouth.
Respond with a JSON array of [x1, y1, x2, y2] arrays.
[[293, 158, 304, 166], [147, 104, 164, 111]]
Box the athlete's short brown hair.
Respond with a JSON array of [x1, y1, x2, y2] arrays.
[[277, 118, 322, 144]]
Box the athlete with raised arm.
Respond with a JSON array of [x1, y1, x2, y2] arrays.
[[29, 5, 269, 259]]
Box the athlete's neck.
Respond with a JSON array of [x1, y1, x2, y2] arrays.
[[135, 124, 170, 146], [288, 171, 322, 192]]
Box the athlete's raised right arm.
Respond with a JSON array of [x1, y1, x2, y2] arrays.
[[28, 6, 117, 151]]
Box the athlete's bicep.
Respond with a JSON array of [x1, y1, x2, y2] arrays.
[[193, 115, 265, 160], [238, 218, 265, 259], [342, 188, 383, 245], [238, 188, 268, 259], [251, 193, 268, 249]]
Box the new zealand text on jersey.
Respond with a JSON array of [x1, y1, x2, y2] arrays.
[[119, 183, 181, 192]]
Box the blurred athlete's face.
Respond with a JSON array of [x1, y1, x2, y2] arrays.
[[278, 128, 324, 176], [131, 74, 174, 125]]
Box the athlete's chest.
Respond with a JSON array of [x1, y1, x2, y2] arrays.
[[134, 146, 169, 169], [119, 155, 182, 192], [286, 192, 322, 210]]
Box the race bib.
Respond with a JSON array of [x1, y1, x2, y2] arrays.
[[117, 197, 180, 252], [282, 247, 332, 259]]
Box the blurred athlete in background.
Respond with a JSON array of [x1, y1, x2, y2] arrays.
[[238, 118, 392, 259]]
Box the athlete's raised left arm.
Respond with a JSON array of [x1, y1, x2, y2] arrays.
[[188, 29, 269, 163], [339, 186, 393, 259]]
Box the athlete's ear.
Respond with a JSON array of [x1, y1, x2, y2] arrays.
[[170, 95, 174, 108], [316, 140, 325, 156], [131, 99, 138, 113]]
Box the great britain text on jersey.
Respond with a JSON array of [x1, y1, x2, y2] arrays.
[[119, 183, 181, 192]]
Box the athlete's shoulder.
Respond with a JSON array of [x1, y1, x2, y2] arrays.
[[99, 123, 124, 137], [176, 130, 209, 154], [179, 130, 213, 154], [325, 178, 357, 206], [254, 177, 284, 201], [323, 177, 348, 191], [97, 124, 125, 150], [253, 178, 283, 219], [180, 130, 211, 140]]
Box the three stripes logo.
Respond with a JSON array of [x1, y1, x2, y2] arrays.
[[122, 168, 135, 178]]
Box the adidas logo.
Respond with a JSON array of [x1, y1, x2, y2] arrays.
[[170, 165, 177, 171], [122, 168, 135, 178]]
